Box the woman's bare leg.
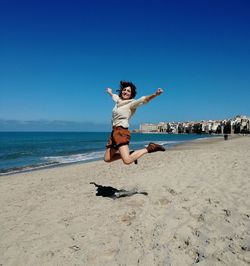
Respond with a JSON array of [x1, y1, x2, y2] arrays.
[[118, 145, 148, 165], [104, 147, 122, 162]]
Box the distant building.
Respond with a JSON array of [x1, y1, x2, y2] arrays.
[[139, 115, 250, 134], [140, 123, 158, 132]]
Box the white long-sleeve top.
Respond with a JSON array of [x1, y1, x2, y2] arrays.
[[111, 94, 147, 128]]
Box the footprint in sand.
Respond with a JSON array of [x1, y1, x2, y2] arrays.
[[157, 197, 171, 207], [101, 248, 119, 259], [121, 210, 136, 225], [163, 186, 177, 195], [69, 245, 81, 252], [197, 213, 205, 222], [223, 209, 231, 217]]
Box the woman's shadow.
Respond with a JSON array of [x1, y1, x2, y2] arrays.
[[90, 182, 148, 199]]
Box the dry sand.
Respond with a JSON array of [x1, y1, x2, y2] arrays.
[[0, 135, 250, 266]]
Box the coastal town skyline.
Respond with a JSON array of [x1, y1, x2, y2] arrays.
[[138, 114, 250, 134]]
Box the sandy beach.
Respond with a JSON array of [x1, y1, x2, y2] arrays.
[[0, 135, 250, 266]]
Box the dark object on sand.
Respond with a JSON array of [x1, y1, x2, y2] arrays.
[[224, 134, 228, 140], [90, 182, 148, 199]]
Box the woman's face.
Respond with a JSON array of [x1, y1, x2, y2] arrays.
[[121, 86, 132, 100]]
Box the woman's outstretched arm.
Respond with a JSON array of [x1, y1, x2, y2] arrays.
[[106, 88, 113, 97], [106, 87, 120, 102], [144, 88, 164, 103]]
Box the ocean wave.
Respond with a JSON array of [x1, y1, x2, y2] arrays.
[[44, 141, 183, 165], [43, 151, 104, 164], [0, 151, 105, 175], [0, 162, 58, 176], [0, 140, 189, 175], [152, 140, 184, 146], [0, 132, 212, 176], [130, 140, 184, 147], [0, 151, 33, 160]]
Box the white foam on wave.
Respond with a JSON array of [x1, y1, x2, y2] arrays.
[[155, 140, 184, 146], [130, 140, 184, 147], [131, 140, 183, 145], [44, 151, 104, 164], [43, 140, 183, 165]]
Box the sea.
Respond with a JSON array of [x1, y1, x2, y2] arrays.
[[0, 132, 213, 175]]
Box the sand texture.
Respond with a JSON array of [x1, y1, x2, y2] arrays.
[[0, 135, 250, 266]]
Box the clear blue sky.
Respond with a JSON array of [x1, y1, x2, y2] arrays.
[[0, 0, 249, 131]]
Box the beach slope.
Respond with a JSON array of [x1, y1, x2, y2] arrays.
[[0, 136, 250, 265]]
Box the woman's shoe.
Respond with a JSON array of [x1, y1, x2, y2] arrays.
[[146, 143, 165, 153]]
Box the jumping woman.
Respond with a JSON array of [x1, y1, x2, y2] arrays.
[[104, 81, 165, 165]]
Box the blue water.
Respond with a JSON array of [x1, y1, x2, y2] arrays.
[[0, 132, 211, 175]]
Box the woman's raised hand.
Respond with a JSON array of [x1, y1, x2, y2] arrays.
[[106, 88, 113, 95], [156, 88, 164, 95]]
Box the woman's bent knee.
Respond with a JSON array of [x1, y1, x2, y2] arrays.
[[122, 157, 133, 165], [104, 157, 111, 163]]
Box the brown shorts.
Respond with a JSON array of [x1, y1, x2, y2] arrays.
[[106, 126, 131, 149]]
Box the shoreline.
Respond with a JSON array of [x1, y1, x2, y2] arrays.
[[0, 157, 103, 177], [0, 134, 222, 177], [1, 135, 249, 265]]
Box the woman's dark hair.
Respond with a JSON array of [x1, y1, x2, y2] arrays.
[[118, 81, 137, 99]]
